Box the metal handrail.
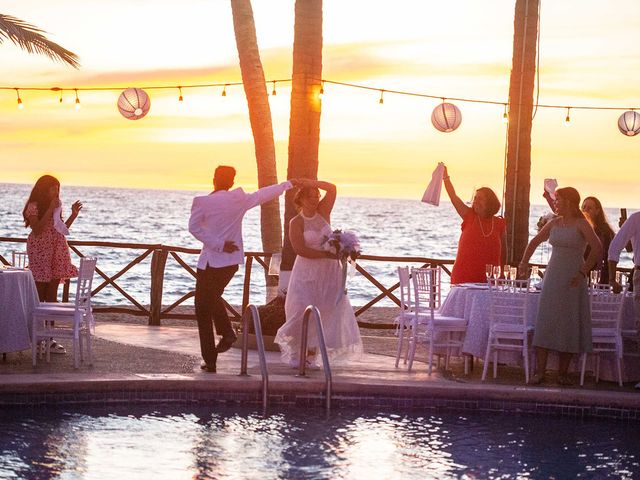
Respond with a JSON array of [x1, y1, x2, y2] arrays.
[[239, 304, 269, 412], [298, 305, 333, 411]]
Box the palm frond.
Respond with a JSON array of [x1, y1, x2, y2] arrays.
[[0, 14, 80, 68]]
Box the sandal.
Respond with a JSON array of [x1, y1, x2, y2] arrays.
[[50, 341, 67, 355]]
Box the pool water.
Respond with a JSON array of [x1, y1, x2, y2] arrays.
[[1, 405, 639, 479]]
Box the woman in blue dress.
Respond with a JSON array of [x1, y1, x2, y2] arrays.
[[519, 187, 602, 385]]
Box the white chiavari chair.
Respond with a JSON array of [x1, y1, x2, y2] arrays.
[[482, 278, 534, 383]]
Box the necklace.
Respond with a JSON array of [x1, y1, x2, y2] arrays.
[[477, 215, 494, 238]]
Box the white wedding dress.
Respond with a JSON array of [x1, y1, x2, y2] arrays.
[[275, 213, 363, 365]]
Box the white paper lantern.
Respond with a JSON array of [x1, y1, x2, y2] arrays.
[[118, 88, 150, 120], [431, 102, 462, 132], [618, 110, 640, 137]]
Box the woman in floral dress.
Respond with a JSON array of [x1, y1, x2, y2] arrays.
[[22, 175, 82, 306]]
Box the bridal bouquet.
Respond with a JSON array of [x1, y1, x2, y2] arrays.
[[323, 229, 361, 303], [323, 229, 361, 262]]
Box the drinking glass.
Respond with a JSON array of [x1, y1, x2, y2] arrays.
[[493, 265, 501, 279], [503, 264, 510, 279], [590, 270, 599, 286], [485, 264, 493, 280], [531, 265, 539, 279], [510, 266, 518, 281], [616, 271, 622, 284]]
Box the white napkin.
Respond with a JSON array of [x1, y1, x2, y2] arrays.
[[544, 178, 558, 201], [421, 162, 445, 206], [53, 206, 69, 236]]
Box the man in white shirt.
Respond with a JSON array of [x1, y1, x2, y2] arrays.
[[608, 210, 640, 386], [189, 166, 297, 372]]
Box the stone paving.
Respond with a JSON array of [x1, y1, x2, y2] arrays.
[[1, 314, 640, 418]]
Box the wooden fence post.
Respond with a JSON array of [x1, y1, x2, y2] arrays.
[[149, 248, 168, 326]]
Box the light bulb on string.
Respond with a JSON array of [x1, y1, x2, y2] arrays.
[[379, 90, 384, 105], [74, 89, 81, 110], [59, 91, 63, 104], [564, 107, 571, 126], [15, 89, 24, 110], [178, 86, 184, 102], [502, 104, 509, 124], [271, 81, 277, 96], [221, 84, 227, 97], [318, 81, 324, 100]]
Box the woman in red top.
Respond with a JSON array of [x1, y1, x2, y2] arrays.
[[443, 165, 506, 284]]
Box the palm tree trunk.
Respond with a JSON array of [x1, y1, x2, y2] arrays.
[[280, 0, 323, 290], [505, 0, 539, 262], [230, 0, 283, 300]]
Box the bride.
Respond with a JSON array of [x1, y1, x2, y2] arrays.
[[275, 179, 363, 368]]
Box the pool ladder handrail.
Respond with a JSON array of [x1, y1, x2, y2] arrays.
[[239, 304, 269, 411], [298, 305, 333, 411]]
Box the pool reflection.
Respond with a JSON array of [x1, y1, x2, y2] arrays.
[[1, 406, 640, 479]]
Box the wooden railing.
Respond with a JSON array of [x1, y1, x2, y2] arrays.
[[2, 236, 632, 328]]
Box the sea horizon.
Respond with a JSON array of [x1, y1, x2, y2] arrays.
[[1, 182, 634, 308]]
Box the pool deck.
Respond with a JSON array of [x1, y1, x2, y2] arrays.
[[2, 320, 640, 419]]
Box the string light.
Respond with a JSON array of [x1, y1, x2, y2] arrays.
[[2, 78, 638, 135], [15, 88, 23, 110]]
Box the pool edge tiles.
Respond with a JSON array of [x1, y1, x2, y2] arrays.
[[1, 373, 640, 421]]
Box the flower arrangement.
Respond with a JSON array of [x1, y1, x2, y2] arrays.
[[323, 229, 361, 261], [323, 229, 361, 304], [536, 212, 558, 232]]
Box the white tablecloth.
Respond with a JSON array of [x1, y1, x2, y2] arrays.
[[0, 269, 40, 353], [440, 284, 639, 382]]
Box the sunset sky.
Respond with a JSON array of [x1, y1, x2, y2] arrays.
[[1, 0, 639, 207]]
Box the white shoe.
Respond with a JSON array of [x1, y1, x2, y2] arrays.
[[634, 382, 640, 389]]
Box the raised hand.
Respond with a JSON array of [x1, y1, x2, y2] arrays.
[[71, 200, 83, 216]]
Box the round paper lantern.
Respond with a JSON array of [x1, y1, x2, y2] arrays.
[[118, 88, 150, 120], [431, 102, 462, 132], [617, 110, 640, 137]]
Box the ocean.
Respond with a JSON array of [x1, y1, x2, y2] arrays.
[[0, 183, 633, 308]]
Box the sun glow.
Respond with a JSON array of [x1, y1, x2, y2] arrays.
[[1, 0, 639, 206]]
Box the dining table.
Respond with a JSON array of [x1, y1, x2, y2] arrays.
[[440, 282, 639, 382], [0, 268, 40, 353]]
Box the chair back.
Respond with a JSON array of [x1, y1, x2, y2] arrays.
[[397, 266, 412, 312], [589, 283, 626, 336], [74, 257, 97, 310], [411, 267, 442, 318], [12, 251, 28, 268], [487, 278, 531, 331]]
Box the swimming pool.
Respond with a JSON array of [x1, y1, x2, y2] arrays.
[[1, 405, 639, 479]]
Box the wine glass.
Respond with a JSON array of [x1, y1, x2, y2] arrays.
[[493, 265, 501, 279], [503, 264, 510, 279], [510, 266, 518, 281], [590, 270, 599, 286], [485, 264, 493, 280], [531, 265, 539, 279]]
